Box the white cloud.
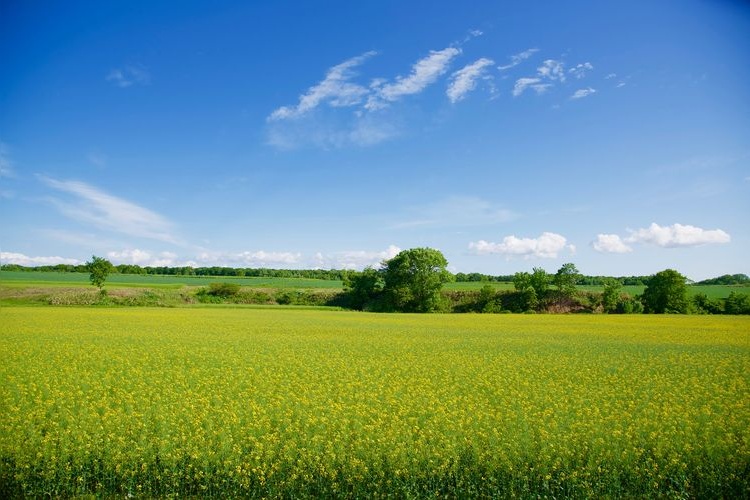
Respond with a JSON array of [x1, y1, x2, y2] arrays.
[[605, 73, 617, 80], [236, 250, 302, 266], [39, 176, 179, 244], [268, 51, 376, 121], [106, 65, 150, 88], [0, 142, 14, 178], [625, 223, 730, 248], [571, 87, 596, 99], [616, 81, 626, 88], [568, 62, 593, 79], [366, 47, 461, 110], [469, 232, 573, 259], [312, 245, 401, 270], [537, 59, 565, 82], [447, 58, 495, 103], [498, 48, 539, 71], [512, 77, 551, 97], [1, 251, 81, 266], [592, 234, 633, 253]]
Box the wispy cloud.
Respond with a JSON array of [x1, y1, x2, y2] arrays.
[[87, 152, 107, 168], [393, 196, 516, 229], [568, 62, 593, 79], [605, 73, 617, 80], [625, 223, 730, 248], [0, 251, 81, 266], [39, 176, 180, 244], [512, 77, 551, 97], [366, 47, 461, 110], [498, 48, 539, 71], [537, 59, 565, 82], [447, 58, 495, 103], [469, 232, 574, 259], [312, 245, 401, 270], [266, 111, 400, 150], [513, 59, 566, 97], [268, 51, 376, 121], [0, 142, 15, 178], [592, 234, 632, 253], [571, 87, 596, 100], [106, 65, 150, 88]]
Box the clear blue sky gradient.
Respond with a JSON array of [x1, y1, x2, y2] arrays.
[[1, 0, 748, 279]]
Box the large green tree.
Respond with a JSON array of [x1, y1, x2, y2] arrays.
[[553, 263, 580, 298], [86, 255, 114, 290], [381, 248, 453, 312], [641, 269, 688, 313]]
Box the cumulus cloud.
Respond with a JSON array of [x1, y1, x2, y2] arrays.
[[625, 223, 730, 248], [568, 62, 593, 79], [592, 234, 633, 253], [366, 47, 461, 110], [268, 51, 376, 121], [1, 251, 81, 266], [498, 48, 539, 71], [39, 176, 180, 244], [106, 65, 150, 88], [571, 87, 596, 100], [512, 77, 551, 97], [469, 232, 573, 259], [447, 58, 495, 103]]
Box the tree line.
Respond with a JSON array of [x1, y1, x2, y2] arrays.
[[5, 249, 749, 315]]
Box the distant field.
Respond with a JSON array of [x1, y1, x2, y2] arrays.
[[1, 308, 747, 497], [0, 271, 342, 289], [1, 271, 748, 298]]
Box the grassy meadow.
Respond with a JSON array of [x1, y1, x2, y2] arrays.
[[1, 308, 748, 497]]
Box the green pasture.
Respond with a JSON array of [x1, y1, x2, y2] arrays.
[[0, 308, 748, 497]]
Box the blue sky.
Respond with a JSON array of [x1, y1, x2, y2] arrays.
[[1, 0, 748, 280]]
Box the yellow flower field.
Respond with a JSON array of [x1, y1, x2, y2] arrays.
[[1, 307, 748, 497]]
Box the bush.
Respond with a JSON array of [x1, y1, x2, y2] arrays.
[[207, 282, 241, 298]]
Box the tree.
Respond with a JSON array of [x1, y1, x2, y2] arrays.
[[554, 263, 580, 298], [530, 267, 549, 298], [641, 269, 688, 314], [343, 267, 383, 310], [512, 271, 538, 312], [601, 278, 622, 313], [381, 248, 453, 312], [86, 255, 114, 290]]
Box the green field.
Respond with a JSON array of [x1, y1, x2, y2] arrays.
[[1, 308, 748, 497]]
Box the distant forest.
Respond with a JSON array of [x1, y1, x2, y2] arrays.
[[2, 263, 747, 287]]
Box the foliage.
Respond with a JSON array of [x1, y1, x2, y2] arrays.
[[696, 273, 750, 285], [553, 263, 581, 298], [381, 248, 453, 312], [724, 291, 750, 315], [602, 278, 623, 313], [529, 267, 550, 299], [342, 267, 383, 310], [1, 309, 748, 497], [86, 255, 114, 290], [641, 269, 689, 314], [207, 282, 241, 297]]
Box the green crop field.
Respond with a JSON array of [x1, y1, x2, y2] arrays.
[[1, 308, 748, 497], [0, 271, 342, 289]]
